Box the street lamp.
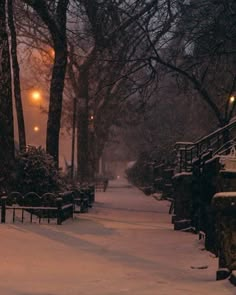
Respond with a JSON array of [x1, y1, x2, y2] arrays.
[[31, 90, 41, 101], [50, 48, 55, 59], [88, 111, 95, 181], [33, 126, 40, 132], [88, 112, 94, 132], [230, 95, 235, 104], [29, 89, 43, 110]]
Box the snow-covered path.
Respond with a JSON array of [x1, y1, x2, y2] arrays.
[[0, 179, 234, 294]]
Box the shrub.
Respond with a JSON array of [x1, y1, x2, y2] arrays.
[[12, 146, 65, 195]]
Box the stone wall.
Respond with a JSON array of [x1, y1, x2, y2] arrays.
[[212, 193, 236, 282], [172, 173, 192, 230]]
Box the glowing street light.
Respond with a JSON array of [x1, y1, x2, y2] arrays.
[[89, 112, 94, 132], [230, 95, 235, 103], [29, 89, 44, 110], [33, 126, 40, 132], [50, 48, 55, 59], [31, 90, 41, 101]]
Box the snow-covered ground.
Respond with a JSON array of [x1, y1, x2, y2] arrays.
[[0, 179, 234, 294]]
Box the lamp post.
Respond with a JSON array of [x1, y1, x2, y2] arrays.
[[71, 97, 77, 180], [88, 111, 95, 182]]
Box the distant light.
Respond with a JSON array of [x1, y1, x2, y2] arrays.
[[230, 96, 235, 103], [31, 91, 41, 101], [33, 126, 40, 132], [90, 115, 94, 120]]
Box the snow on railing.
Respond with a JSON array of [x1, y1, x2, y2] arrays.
[[174, 119, 236, 173]]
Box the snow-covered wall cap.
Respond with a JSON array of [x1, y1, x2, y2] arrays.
[[213, 192, 236, 198], [172, 172, 192, 179], [175, 142, 193, 145], [220, 169, 236, 173], [205, 155, 220, 165], [126, 161, 136, 169], [212, 192, 236, 211]]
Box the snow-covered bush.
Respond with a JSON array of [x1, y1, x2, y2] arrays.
[[12, 146, 65, 195]]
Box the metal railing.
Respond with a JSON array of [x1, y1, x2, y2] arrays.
[[0, 195, 73, 224], [174, 118, 236, 172]]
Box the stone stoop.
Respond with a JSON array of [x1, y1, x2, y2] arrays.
[[229, 271, 236, 286], [174, 219, 191, 230], [216, 268, 231, 281]]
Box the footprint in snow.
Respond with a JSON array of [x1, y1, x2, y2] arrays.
[[190, 265, 208, 269]]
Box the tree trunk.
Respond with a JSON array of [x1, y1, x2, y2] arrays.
[[88, 126, 95, 181], [24, 0, 69, 166], [77, 69, 89, 183], [46, 39, 67, 166], [8, 0, 26, 151], [0, 0, 15, 191]]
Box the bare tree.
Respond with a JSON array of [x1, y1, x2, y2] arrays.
[[24, 0, 69, 166], [15, 0, 175, 179], [141, 0, 236, 127], [67, 0, 170, 181], [0, 0, 15, 191]]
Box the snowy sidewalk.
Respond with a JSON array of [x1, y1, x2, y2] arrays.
[[0, 179, 234, 295]]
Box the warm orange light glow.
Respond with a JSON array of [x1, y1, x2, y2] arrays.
[[31, 91, 41, 101], [50, 48, 55, 59], [230, 96, 235, 103], [33, 126, 40, 132]]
